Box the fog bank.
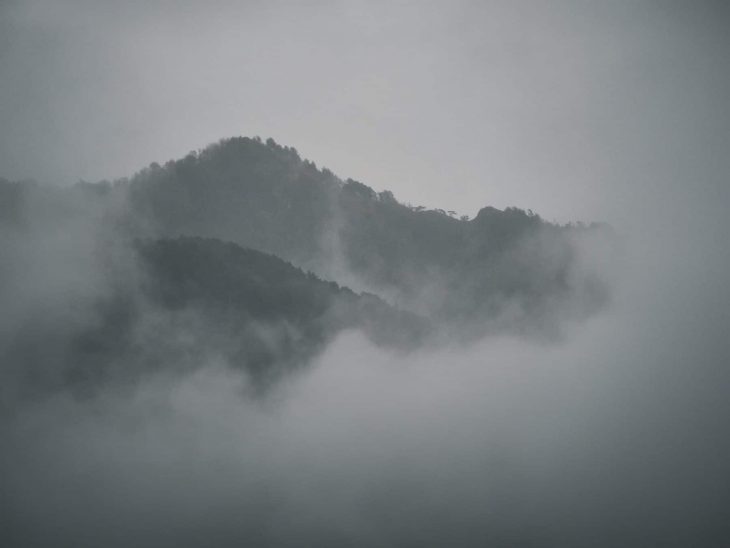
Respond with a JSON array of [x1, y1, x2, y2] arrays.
[[2, 209, 729, 546]]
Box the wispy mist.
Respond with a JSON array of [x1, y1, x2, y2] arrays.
[[1, 1, 729, 547], [3, 216, 729, 546]]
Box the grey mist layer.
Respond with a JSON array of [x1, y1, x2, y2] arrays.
[[1, 1, 730, 547]]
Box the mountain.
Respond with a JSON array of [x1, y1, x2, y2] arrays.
[[120, 137, 615, 336], [133, 237, 429, 378], [0, 137, 616, 397], [0, 231, 428, 398]]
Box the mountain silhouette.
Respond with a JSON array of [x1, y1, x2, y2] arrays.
[[0, 137, 615, 396], [122, 137, 615, 336]]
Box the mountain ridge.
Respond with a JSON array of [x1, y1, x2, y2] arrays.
[[0, 136, 617, 396]]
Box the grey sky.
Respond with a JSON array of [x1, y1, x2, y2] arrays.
[[1, 0, 728, 226]]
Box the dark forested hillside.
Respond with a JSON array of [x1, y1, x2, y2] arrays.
[[120, 137, 615, 336], [136, 237, 429, 359], [0, 137, 616, 398], [1, 232, 428, 398]]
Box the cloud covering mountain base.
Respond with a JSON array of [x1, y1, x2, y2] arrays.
[[2, 214, 728, 547]]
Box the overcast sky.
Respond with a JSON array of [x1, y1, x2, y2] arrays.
[[1, 0, 728, 225]]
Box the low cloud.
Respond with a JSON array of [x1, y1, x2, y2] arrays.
[[3, 212, 729, 546]]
